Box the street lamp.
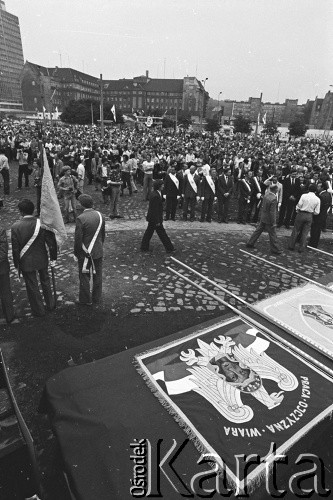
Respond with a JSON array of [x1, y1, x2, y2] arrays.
[[200, 78, 208, 131]]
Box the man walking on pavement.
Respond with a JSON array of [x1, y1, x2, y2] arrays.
[[11, 199, 57, 317], [246, 184, 282, 255], [140, 179, 175, 254], [74, 194, 105, 306]]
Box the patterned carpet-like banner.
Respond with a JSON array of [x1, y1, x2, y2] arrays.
[[136, 316, 333, 492], [255, 284, 333, 359]]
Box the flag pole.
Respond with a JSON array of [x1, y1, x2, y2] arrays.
[[240, 249, 333, 293], [167, 266, 333, 377], [100, 73, 104, 141], [170, 256, 333, 363], [51, 267, 57, 309], [91, 102, 94, 126]]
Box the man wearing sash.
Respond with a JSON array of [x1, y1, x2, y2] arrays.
[[164, 164, 180, 221], [0, 229, 15, 323], [199, 168, 218, 223], [74, 194, 105, 306], [11, 199, 57, 317], [182, 165, 199, 222], [247, 169, 265, 223], [216, 167, 234, 223], [237, 173, 252, 224]]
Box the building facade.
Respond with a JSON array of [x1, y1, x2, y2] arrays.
[[0, 0, 24, 112], [21, 65, 210, 120]]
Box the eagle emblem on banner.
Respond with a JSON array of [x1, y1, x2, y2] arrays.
[[179, 333, 298, 423], [301, 305, 333, 329]]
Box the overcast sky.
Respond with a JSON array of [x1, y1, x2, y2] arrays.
[[6, 0, 333, 104]]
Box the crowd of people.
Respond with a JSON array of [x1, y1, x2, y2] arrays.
[[0, 118, 333, 321]]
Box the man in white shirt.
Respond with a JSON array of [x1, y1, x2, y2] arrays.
[[288, 184, 320, 253], [77, 160, 85, 194]]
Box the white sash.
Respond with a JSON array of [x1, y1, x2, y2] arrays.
[[187, 173, 197, 193], [82, 212, 103, 274], [20, 219, 41, 259], [206, 175, 216, 194], [254, 177, 261, 193], [169, 173, 179, 190], [242, 179, 251, 193]]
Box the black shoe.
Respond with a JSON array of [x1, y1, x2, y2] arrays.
[[271, 250, 282, 255], [288, 247, 294, 251], [246, 244, 255, 248], [166, 248, 176, 254], [75, 301, 93, 306]]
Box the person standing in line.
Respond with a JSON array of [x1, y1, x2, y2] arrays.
[[142, 153, 155, 201], [0, 229, 15, 324], [164, 163, 180, 221], [140, 180, 175, 254], [11, 199, 57, 317], [288, 184, 320, 253], [182, 164, 199, 222], [74, 194, 105, 306], [216, 167, 233, 223], [199, 167, 218, 223], [246, 184, 282, 255], [237, 173, 252, 224]]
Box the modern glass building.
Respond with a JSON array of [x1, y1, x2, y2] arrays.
[[0, 0, 24, 111]]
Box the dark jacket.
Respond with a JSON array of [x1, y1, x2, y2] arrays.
[[198, 175, 217, 199], [282, 176, 302, 201], [183, 174, 199, 198], [146, 190, 164, 225], [260, 191, 278, 225], [217, 174, 233, 197], [0, 229, 10, 275], [74, 209, 105, 259], [11, 217, 57, 271], [164, 173, 180, 197]]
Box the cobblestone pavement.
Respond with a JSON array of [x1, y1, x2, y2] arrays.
[[1, 163, 332, 324], [1, 164, 333, 499]]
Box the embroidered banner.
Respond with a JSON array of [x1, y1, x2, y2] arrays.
[[255, 284, 333, 359], [136, 316, 333, 492]]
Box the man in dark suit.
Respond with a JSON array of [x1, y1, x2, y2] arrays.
[[246, 184, 282, 254], [237, 173, 252, 224], [182, 165, 199, 222], [140, 179, 175, 253], [278, 170, 301, 228], [74, 194, 105, 306], [217, 167, 234, 223], [0, 229, 15, 323], [11, 199, 57, 317], [164, 164, 180, 221], [199, 168, 218, 223], [247, 169, 265, 223]]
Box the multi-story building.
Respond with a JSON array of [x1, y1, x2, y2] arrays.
[[21, 65, 210, 120], [0, 0, 24, 112], [21, 61, 100, 113], [309, 92, 333, 131]]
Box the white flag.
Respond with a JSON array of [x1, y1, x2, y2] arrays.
[[262, 112, 267, 125], [111, 105, 116, 121], [43, 106, 46, 113]]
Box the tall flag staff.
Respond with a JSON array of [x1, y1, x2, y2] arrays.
[[38, 123, 67, 308], [100, 73, 104, 141]]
